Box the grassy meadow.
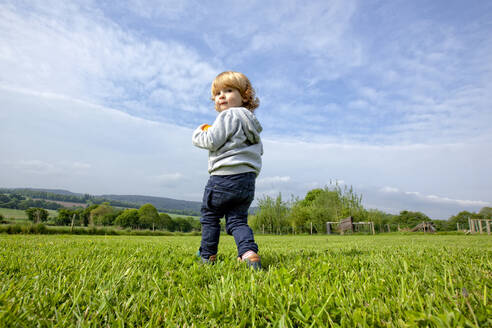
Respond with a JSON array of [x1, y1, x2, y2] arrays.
[[0, 207, 198, 222], [0, 207, 58, 220], [0, 234, 491, 327]]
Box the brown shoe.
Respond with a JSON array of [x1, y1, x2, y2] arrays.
[[200, 254, 216, 264], [239, 251, 261, 270]]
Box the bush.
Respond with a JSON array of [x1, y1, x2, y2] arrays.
[[25, 208, 49, 223], [25, 223, 47, 234], [0, 223, 196, 236]]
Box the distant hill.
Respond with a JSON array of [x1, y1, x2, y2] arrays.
[[1, 188, 201, 215], [101, 194, 201, 213], [8, 188, 83, 196], [1, 188, 261, 215]]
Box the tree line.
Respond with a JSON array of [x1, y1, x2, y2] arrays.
[[0, 193, 63, 210], [21, 203, 200, 232], [0, 189, 200, 217], [249, 185, 492, 233], [0, 188, 90, 203], [0, 189, 143, 209]]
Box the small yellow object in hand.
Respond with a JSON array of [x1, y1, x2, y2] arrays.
[[201, 124, 212, 131]]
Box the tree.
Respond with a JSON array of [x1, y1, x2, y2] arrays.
[[0, 194, 10, 204], [432, 219, 448, 231], [479, 207, 492, 220], [186, 216, 201, 231], [138, 203, 159, 230], [251, 193, 290, 233], [173, 217, 193, 232], [25, 208, 49, 223], [90, 203, 114, 226], [114, 209, 139, 229], [158, 213, 175, 231], [289, 185, 366, 233], [397, 210, 431, 228], [55, 208, 74, 226], [447, 211, 474, 230], [81, 204, 98, 226]]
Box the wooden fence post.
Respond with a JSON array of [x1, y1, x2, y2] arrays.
[[71, 214, 76, 232]]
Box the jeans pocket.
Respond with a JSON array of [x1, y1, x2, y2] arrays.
[[209, 186, 236, 209]]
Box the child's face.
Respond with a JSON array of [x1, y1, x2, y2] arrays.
[[214, 87, 244, 112]]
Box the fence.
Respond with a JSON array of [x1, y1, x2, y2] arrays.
[[468, 218, 491, 235]]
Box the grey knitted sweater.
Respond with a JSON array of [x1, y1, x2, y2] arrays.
[[192, 107, 263, 176]]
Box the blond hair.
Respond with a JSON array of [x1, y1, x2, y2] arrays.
[[211, 71, 260, 111]]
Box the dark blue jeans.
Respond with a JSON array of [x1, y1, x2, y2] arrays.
[[199, 172, 258, 259]]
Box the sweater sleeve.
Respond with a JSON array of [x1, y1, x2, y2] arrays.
[[192, 111, 236, 151]]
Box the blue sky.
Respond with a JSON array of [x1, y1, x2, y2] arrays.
[[1, 0, 491, 219]]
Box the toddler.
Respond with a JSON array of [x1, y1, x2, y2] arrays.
[[192, 71, 263, 269]]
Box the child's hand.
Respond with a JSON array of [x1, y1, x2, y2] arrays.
[[200, 124, 212, 131]]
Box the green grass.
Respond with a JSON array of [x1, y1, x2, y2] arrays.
[[166, 212, 200, 220], [0, 207, 57, 220], [0, 234, 490, 327], [0, 206, 199, 222], [0, 208, 29, 219]]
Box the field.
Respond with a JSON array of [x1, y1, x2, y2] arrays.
[[0, 207, 199, 221], [0, 207, 57, 220], [0, 234, 490, 327], [167, 212, 200, 219], [31, 198, 88, 208]]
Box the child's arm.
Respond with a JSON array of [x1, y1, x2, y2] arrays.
[[192, 111, 237, 151]]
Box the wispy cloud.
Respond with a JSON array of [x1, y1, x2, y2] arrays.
[[155, 173, 185, 185], [257, 176, 291, 186], [13, 160, 91, 176], [381, 186, 490, 208], [0, 0, 218, 125]]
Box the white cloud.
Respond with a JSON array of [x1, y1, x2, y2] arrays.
[[257, 176, 291, 186], [0, 1, 218, 124], [125, 0, 190, 20], [16, 160, 55, 174], [10, 160, 91, 176], [381, 186, 399, 193], [155, 173, 184, 185], [418, 194, 489, 207], [0, 87, 207, 198]]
